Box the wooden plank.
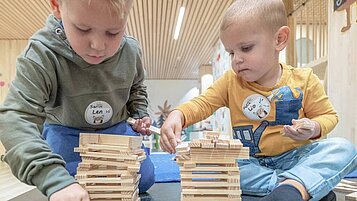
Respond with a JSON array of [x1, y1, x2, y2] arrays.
[[79, 151, 144, 161], [79, 133, 142, 149], [180, 166, 239, 172], [180, 173, 240, 180], [346, 192, 357, 201], [182, 189, 241, 195], [181, 181, 240, 187], [85, 185, 136, 191], [127, 117, 161, 135], [182, 196, 241, 201]]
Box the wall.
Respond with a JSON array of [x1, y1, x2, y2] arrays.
[[327, 2, 357, 144], [210, 40, 232, 138], [144, 80, 199, 126], [0, 40, 28, 155], [0, 40, 28, 103]]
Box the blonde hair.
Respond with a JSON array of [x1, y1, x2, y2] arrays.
[[221, 0, 287, 34], [59, 0, 133, 19]]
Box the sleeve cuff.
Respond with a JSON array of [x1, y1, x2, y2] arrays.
[[32, 164, 77, 197]]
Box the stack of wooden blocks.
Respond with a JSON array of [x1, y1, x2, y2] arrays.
[[334, 179, 357, 201], [176, 131, 249, 201], [74, 133, 145, 201]]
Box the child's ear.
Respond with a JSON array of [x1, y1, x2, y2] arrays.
[[275, 26, 290, 51], [50, 0, 62, 19]]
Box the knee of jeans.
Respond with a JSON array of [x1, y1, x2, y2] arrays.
[[335, 137, 356, 152], [328, 137, 357, 158]]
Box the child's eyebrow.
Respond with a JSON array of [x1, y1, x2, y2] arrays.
[[237, 41, 254, 46]]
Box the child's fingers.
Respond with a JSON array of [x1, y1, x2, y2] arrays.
[[133, 119, 142, 131], [281, 125, 289, 136], [160, 139, 170, 153], [283, 125, 302, 139], [292, 118, 314, 130], [298, 122, 314, 130], [145, 127, 152, 135], [160, 133, 176, 153], [296, 128, 308, 135], [286, 125, 298, 134]]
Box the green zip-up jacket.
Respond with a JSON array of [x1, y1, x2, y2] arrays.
[[0, 15, 149, 197]]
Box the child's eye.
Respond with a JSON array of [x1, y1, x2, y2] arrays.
[[241, 45, 253, 52], [77, 27, 91, 33], [106, 32, 120, 37]]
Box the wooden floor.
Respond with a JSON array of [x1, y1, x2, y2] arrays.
[[0, 161, 46, 201]]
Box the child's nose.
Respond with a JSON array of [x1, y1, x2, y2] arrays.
[[233, 53, 244, 64], [90, 37, 105, 51]]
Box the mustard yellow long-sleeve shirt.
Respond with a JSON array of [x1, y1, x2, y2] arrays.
[[178, 63, 338, 156]]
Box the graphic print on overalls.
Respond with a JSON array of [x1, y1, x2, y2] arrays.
[[233, 86, 303, 155]]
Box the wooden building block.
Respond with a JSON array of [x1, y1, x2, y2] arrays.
[[346, 192, 357, 201], [189, 139, 202, 148], [176, 132, 248, 201], [75, 133, 144, 201], [176, 142, 190, 152], [199, 139, 213, 144], [335, 179, 357, 194], [203, 131, 220, 140], [79, 133, 142, 150], [127, 117, 161, 135], [216, 142, 229, 149], [201, 143, 215, 149]]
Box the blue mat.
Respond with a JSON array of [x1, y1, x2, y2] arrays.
[[150, 153, 180, 183]]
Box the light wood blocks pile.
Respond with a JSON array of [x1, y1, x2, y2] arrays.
[[176, 131, 249, 201], [335, 179, 357, 201], [75, 133, 145, 201]]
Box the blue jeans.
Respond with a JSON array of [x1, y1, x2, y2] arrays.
[[239, 137, 357, 201], [43, 122, 155, 193]]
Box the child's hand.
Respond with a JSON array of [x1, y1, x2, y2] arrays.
[[50, 183, 89, 201], [132, 117, 152, 135], [160, 110, 184, 153], [282, 118, 321, 141]]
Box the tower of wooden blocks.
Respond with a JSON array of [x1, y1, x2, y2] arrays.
[[74, 133, 145, 201], [175, 131, 249, 201]]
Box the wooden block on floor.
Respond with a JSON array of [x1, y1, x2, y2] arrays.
[[75, 133, 144, 201], [335, 179, 357, 194], [177, 132, 248, 201], [346, 192, 357, 201]]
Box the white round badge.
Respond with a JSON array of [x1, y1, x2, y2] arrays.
[[84, 101, 113, 125], [242, 94, 270, 120]]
